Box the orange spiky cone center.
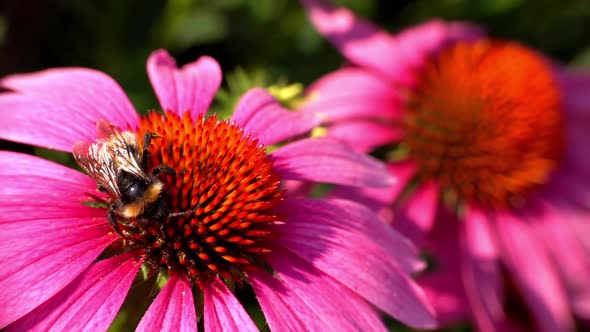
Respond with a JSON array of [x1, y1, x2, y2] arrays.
[[129, 111, 284, 282], [403, 40, 564, 207]]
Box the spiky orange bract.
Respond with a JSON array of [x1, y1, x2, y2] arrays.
[[134, 111, 284, 283], [404, 40, 564, 207]]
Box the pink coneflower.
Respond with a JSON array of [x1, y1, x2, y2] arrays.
[[300, 0, 590, 331], [0, 49, 437, 331]]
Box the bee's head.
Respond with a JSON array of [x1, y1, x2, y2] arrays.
[[122, 181, 147, 203], [117, 170, 147, 203]]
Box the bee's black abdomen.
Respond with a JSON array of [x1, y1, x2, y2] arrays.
[[143, 198, 169, 222]]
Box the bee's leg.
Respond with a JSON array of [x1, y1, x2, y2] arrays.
[[108, 204, 124, 237], [141, 132, 160, 170], [168, 205, 199, 218], [151, 165, 175, 177]]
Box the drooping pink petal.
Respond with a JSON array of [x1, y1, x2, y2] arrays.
[[565, 123, 590, 175], [137, 273, 197, 332], [392, 180, 439, 246], [559, 69, 590, 121], [460, 205, 505, 332], [419, 270, 471, 326], [531, 199, 590, 321], [0, 151, 101, 221], [422, 205, 461, 269], [301, 67, 403, 122], [0, 68, 138, 152], [331, 160, 416, 205], [250, 248, 387, 331], [202, 278, 257, 332], [419, 208, 471, 326], [550, 169, 590, 211], [495, 210, 574, 332], [276, 198, 436, 329], [301, 0, 481, 84], [231, 88, 321, 146], [327, 119, 403, 153], [147, 49, 221, 118], [546, 175, 590, 296], [329, 161, 417, 224], [271, 137, 394, 187], [8, 252, 142, 332]]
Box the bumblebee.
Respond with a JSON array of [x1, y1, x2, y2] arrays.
[[73, 120, 184, 233]]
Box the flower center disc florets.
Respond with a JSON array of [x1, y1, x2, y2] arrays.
[[403, 40, 565, 207], [126, 111, 284, 282]]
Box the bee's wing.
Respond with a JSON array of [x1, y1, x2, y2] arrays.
[[73, 140, 121, 197], [96, 119, 120, 139], [107, 129, 150, 181], [96, 119, 148, 180]]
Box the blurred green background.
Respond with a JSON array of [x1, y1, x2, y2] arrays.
[[2, 0, 589, 162], [1, 0, 589, 114], [0, 0, 588, 330]]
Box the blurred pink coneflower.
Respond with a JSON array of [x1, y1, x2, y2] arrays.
[[301, 0, 590, 331]]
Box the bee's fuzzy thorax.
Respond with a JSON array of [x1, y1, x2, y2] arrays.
[[120, 181, 163, 218]]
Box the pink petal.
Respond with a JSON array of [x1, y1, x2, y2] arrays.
[[137, 273, 197, 332], [337, 161, 416, 205], [327, 119, 403, 153], [390, 20, 483, 86], [392, 180, 439, 246], [8, 252, 142, 331], [302, 67, 403, 122], [147, 49, 221, 118], [421, 206, 462, 268], [231, 88, 321, 146], [281, 179, 315, 197], [416, 207, 472, 326], [271, 137, 394, 187], [248, 269, 314, 331], [202, 278, 257, 332], [0, 151, 101, 220], [0, 218, 115, 327], [550, 170, 590, 211], [531, 199, 590, 321], [560, 69, 590, 121], [300, 0, 403, 81], [546, 176, 590, 265], [329, 161, 417, 224], [250, 248, 386, 331], [301, 0, 482, 84], [419, 271, 471, 326], [276, 198, 436, 329], [565, 122, 590, 167], [0, 152, 116, 327], [0, 68, 138, 152], [460, 205, 505, 332], [495, 210, 574, 332]]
